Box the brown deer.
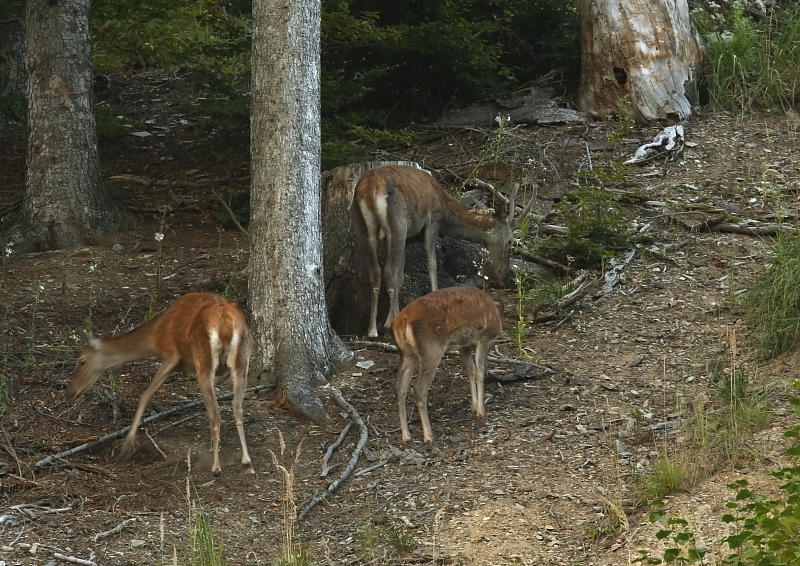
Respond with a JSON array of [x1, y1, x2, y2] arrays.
[[354, 164, 533, 338], [390, 285, 502, 444], [66, 293, 254, 476]]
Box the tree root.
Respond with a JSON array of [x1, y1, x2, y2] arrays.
[[297, 388, 368, 520]]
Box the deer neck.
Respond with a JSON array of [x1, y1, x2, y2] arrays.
[[440, 195, 501, 245], [95, 321, 160, 369]]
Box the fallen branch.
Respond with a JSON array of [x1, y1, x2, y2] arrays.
[[320, 421, 353, 478], [297, 389, 369, 520], [515, 248, 570, 272], [346, 340, 399, 353], [354, 451, 392, 477], [211, 188, 249, 237], [108, 174, 211, 189], [94, 518, 136, 542], [52, 553, 97, 566], [31, 385, 269, 473]]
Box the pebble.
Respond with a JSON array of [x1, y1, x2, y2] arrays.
[[112, 243, 123, 252]]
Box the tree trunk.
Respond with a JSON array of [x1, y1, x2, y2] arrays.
[[576, 0, 706, 124], [249, 0, 352, 424], [0, 17, 26, 98], [321, 161, 420, 336], [11, 0, 117, 252]]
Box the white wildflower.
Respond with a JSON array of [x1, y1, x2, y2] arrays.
[[154, 232, 164, 242]]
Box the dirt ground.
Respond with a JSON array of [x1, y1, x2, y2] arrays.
[[1, 72, 799, 566]]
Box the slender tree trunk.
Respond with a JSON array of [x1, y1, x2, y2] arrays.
[[577, 0, 706, 124], [11, 0, 117, 252], [249, 0, 352, 423]]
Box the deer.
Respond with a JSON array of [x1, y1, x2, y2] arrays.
[[390, 285, 503, 445], [66, 292, 254, 476], [353, 164, 534, 338]]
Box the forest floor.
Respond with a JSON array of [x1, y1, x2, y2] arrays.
[[0, 72, 799, 566]]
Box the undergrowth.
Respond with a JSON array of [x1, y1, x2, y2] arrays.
[[696, 3, 800, 114], [634, 389, 800, 566]]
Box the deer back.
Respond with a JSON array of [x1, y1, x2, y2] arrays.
[[392, 286, 502, 355]]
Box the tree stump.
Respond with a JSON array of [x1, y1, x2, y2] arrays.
[[576, 0, 707, 124]]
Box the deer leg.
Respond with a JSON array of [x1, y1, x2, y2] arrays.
[[195, 357, 224, 476], [364, 226, 383, 339], [413, 345, 446, 444], [395, 353, 418, 444], [119, 355, 180, 463], [383, 232, 406, 332], [229, 347, 254, 474], [459, 347, 482, 424], [472, 340, 492, 425], [423, 224, 439, 292]]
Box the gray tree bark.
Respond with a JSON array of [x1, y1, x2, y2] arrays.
[[576, 0, 707, 124], [249, 0, 352, 423], [10, 0, 117, 252]]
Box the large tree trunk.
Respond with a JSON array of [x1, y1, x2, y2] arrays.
[[0, 16, 26, 98], [249, 0, 352, 423], [576, 0, 706, 124], [10, 0, 117, 252]]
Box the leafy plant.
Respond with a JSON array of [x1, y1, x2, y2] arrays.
[[356, 519, 382, 561], [632, 504, 707, 565], [95, 104, 130, 138], [534, 180, 632, 266], [696, 3, 800, 113], [636, 391, 800, 566], [386, 525, 416, 553], [186, 478, 225, 566]]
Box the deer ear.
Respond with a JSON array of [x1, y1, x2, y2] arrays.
[[81, 330, 100, 350]]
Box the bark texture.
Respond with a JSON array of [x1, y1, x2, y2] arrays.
[[249, 0, 352, 423], [576, 0, 706, 124], [16, 0, 116, 252]]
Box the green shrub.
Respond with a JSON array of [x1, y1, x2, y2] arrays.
[[534, 179, 632, 266]]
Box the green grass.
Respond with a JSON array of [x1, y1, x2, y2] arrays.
[[698, 4, 800, 114], [743, 231, 800, 358]]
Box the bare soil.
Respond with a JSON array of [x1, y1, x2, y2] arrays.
[[1, 73, 799, 566]]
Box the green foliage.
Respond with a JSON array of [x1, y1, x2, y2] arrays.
[[637, 457, 689, 501], [742, 231, 800, 358], [696, 3, 800, 113], [635, 391, 800, 566], [94, 104, 130, 138], [189, 504, 224, 566], [386, 525, 416, 554], [633, 504, 707, 565], [89, 0, 581, 167], [0, 93, 26, 123], [356, 520, 382, 561], [534, 177, 632, 266]]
